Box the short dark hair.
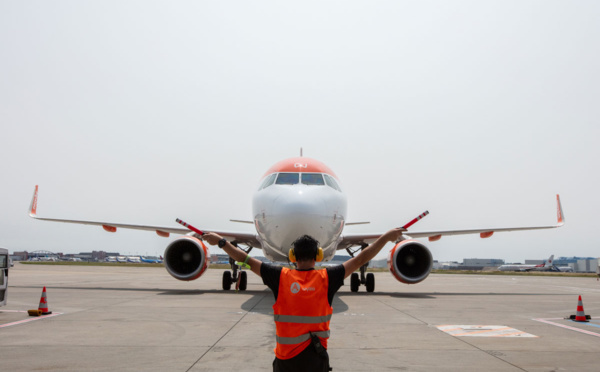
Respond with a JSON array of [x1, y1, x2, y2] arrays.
[[292, 235, 319, 262]]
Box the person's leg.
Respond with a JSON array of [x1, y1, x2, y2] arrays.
[[272, 346, 329, 372]]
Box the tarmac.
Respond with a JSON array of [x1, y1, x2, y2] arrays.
[[2, 263, 600, 372]]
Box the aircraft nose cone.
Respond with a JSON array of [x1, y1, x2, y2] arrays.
[[272, 189, 330, 225], [270, 190, 332, 245]]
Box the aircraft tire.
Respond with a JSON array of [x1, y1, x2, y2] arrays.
[[239, 271, 247, 291], [222, 270, 232, 290], [350, 273, 359, 292], [366, 273, 375, 293]]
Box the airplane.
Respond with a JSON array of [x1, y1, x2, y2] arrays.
[[28, 155, 565, 292], [140, 256, 163, 264], [126, 256, 142, 263], [497, 255, 555, 272], [553, 265, 574, 273], [530, 256, 577, 272]]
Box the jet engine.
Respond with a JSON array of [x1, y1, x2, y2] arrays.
[[164, 236, 209, 281], [387, 240, 433, 284]]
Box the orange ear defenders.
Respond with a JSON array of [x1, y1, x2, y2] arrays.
[[316, 247, 323, 262], [288, 247, 324, 263]]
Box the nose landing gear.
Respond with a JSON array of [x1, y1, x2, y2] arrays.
[[222, 242, 250, 291], [349, 264, 375, 293], [347, 244, 375, 293]]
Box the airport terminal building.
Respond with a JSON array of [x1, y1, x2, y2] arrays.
[[552, 257, 599, 273]]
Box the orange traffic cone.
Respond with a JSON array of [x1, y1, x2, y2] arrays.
[[38, 286, 52, 315], [574, 295, 588, 322]]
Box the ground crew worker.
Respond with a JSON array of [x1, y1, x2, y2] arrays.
[[202, 227, 405, 372]]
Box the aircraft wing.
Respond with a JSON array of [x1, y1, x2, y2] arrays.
[[338, 195, 564, 250], [28, 186, 261, 248]]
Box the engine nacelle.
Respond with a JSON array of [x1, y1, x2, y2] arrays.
[[164, 236, 210, 281], [387, 240, 433, 284]]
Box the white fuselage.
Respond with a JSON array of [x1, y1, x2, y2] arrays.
[[252, 173, 347, 262], [497, 264, 539, 272]]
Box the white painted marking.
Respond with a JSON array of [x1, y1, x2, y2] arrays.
[[437, 325, 537, 337], [533, 318, 600, 338], [0, 311, 63, 329]]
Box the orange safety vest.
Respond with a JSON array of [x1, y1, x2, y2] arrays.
[[272, 267, 333, 360]]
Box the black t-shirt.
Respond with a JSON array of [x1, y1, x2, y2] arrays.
[[261, 263, 345, 306]]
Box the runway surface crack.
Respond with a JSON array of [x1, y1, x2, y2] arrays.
[[370, 296, 428, 324], [185, 292, 269, 372]]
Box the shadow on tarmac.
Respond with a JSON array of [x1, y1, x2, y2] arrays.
[[12, 285, 575, 299], [11, 285, 575, 316]]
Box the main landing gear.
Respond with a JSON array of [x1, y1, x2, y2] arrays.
[[222, 242, 250, 291], [347, 245, 375, 293]]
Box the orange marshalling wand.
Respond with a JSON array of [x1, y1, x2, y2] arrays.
[[175, 218, 204, 236], [401, 211, 429, 229]]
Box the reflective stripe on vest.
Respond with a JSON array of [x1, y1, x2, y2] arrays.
[[276, 330, 331, 345], [273, 268, 333, 360], [274, 314, 332, 324]]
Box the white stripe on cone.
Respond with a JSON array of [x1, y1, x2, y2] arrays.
[[38, 286, 51, 314], [575, 295, 588, 322]]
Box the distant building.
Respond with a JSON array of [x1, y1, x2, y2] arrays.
[[211, 254, 230, 264], [29, 250, 60, 260], [436, 262, 461, 270], [434, 259, 505, 271], [92, 251, 109, 260], [12, 250, 125, 262], [463, 258, 504, 267], [76, 252, 94, 261], [555, 257, 598, 273], [254, 256, 272, 263], [210, 254, 272, 264], [329, 255, 351, 263], [12, 251, 28, 261], [577, 258, 598, 273], [368, 258, 387, 268]]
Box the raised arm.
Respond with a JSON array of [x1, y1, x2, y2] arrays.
[[203, 232, 263, 277], [342, 228, 405, 279]]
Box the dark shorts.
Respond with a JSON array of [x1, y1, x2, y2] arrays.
[[273, 344, 330, 372]]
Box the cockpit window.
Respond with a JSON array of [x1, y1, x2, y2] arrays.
[[271, 173, 335, 187], [301, 173, 325, 185], [324, 174, 342, 192], [275, 173, 300, 185], [259, 173, 277, 190]]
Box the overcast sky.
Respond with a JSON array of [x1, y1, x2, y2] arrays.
[[1, 1, 598, 263]]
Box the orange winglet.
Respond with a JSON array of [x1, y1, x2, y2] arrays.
[[102, 225, 117, 233], [156, 230, 170, 238], [480, 231, 494, 239], [29, 185, 39, 217], [429, 235, 442, 242], [557, 194, 564, 225]]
